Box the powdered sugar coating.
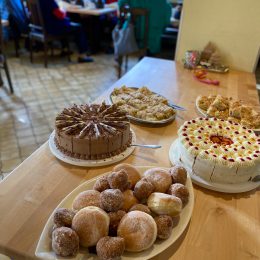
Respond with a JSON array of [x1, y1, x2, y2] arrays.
[[96, 236, 125, 260], [117, 211, 157, 252], [52, 227, 79, 257]]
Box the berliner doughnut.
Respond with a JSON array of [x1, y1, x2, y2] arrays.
[[133, 178, 154, 202], [122, 189, 139, 212], [52, 227, 79, 257], [170, 166, 187, 185], [147, 192, 182, 217], [100, 189, 123, 212], [71, 206, 109, 247], [143, 168, 172, 193], [154, 215, 174, 240], [72, 190, 101, 211], [113, 163, 141, 189], [96, 236, 125, 260], [108, 210, 126, 236], [117, 211, 157, 252], [93, 175, 110, 192], [168, 183, 189, 206], [129, 204, 152, 215], [107, 170, 130, 191], [53, 208, 75, 228]]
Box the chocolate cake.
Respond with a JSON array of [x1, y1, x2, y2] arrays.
[[54, 102, 132, 160]]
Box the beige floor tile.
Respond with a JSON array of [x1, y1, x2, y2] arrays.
[[16, 128, 34, 138], [20, 144, 38, 158], [18, 136, 36, 146], [1, 158, 22, 172], [1, 150, 20, 160]]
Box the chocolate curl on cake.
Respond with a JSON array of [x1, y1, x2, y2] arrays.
[[56, 120, 77, 128], [104, 116, 128, 121], [94, 124, 101, 138], [63, 123, 85, 135], [98, 101, 107, 113], [78, 122, 94, 138], [101, 104, 117, 116], [103, 121, 128, 128], [99, 123, 117, 134]]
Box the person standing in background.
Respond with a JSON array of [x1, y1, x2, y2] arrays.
[[118, 0, 172, 55]]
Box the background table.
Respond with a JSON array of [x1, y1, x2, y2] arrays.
[[0, 58, 259, 260], [61, 2, 117, 16]]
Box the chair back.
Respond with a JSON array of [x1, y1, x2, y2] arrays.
[[0, 13, 4, 54], [119, 5, 149, 53], [26, 0, 46, 34]]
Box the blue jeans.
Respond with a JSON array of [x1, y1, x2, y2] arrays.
[[53, 22, 89, 54]]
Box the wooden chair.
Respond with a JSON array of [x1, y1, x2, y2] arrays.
[[0, 15, 14, 94], [117, 5, 149, 78], [27, 0, 71, 68]]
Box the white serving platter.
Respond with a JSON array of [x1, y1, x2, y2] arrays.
[[169, 140, 260, 193], [35, 166, 194, 260], [195, 96, 260, 134], [49, 130, 136, 167], [110, 87, 178, 126]]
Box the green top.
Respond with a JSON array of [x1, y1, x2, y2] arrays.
[[118, 0, 172, 54]]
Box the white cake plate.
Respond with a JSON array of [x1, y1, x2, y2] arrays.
[[169, 140, 260, 193], [49, 130, 136, 167]]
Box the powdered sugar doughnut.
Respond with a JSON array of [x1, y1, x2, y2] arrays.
[[72, 206, 109, 247], [117, 211, 157, 252], [52, 227, 79, 257], [72, 190, 101, 211]]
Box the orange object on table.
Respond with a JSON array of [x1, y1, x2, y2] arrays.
[[193, 69, 220, 85]]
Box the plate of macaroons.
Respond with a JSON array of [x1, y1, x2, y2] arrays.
[[196, 95, 260, 132], [110, 86, 177, 125], [35, 164, 194, 260]]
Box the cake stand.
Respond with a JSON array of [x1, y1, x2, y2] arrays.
[[169, 140, 260, 193], [49, 130, 136, 167]]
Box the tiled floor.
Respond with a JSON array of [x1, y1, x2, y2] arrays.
[[0, 50, 137, 179]]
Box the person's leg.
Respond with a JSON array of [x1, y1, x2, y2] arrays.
[[68, 23, 94, 62]]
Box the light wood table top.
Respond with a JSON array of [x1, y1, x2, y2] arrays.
[[0, 57, 259, 260], [61, 1, 117, 16]]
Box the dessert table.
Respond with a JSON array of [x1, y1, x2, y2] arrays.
[[0, 57, 259, 260]]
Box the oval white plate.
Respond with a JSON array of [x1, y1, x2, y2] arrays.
[[195, 96, 260, 134], [35, 166, 194, 260], [49, 130, 136, 167], [169, 140, 260, 193]]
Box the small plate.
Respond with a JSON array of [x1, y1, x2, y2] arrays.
[[169, 140, 260, 193], [110, 87, 177, 126], [35, 166, 194, 260], [49, 130, 136, 167], [195, 96, 260, 134]]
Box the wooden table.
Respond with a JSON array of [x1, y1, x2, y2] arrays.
[[61, 2, 117, 16], [0, 58, 259, 260]]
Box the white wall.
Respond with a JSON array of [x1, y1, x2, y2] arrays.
[[175, 0, 260, 72]]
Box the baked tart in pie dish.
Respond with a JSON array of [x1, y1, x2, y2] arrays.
[[196, 95, 260, 129], [111, 86, 176, 122], [54, 102, 132, 160], [177, 117, 260, 184]]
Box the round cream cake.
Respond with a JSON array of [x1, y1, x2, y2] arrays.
[[54, 102, 132, 160], [177, 117, 260, 184]]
